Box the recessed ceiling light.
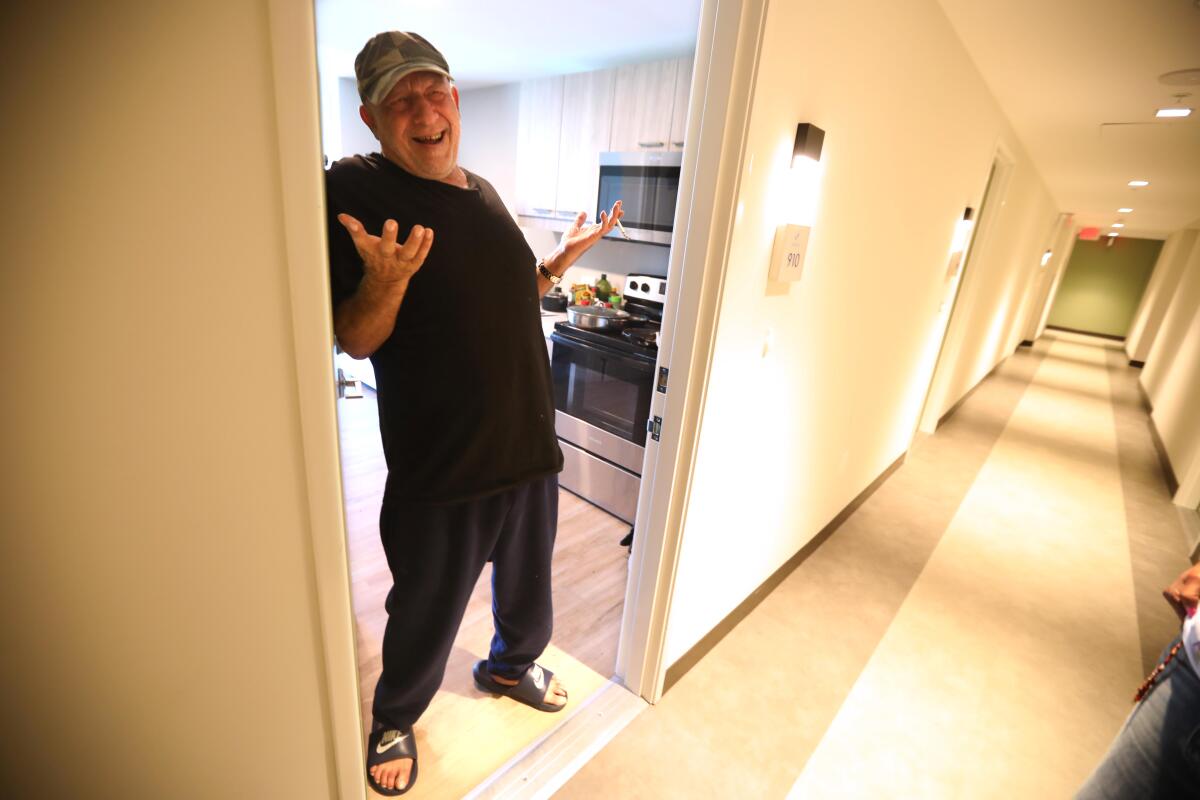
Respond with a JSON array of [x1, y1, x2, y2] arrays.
[[1117, 207, 1133, 213], [1128, 180, 1150, 187], [1156, 107, 1193, 118], [1111, 223, 1125, 228]]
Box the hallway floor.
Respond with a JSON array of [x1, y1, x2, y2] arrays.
[[554, 331, 1197, 798]]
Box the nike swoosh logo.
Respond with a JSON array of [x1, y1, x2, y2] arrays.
[[530, 665, 546, 692], [376, 731, 409, 755]]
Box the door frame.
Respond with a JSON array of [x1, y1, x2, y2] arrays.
[[266, 3, 364, 797], [614, 0, 770, 702], [916, 142, 1016, 434], [266, 0, 765, 792]]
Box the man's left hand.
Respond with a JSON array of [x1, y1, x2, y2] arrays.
[[544, 200, 624, 276]]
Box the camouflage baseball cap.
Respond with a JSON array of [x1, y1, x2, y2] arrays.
[[355, 31, 453, 106]]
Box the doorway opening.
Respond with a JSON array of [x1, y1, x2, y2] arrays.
[[314, 0, 702, 793]]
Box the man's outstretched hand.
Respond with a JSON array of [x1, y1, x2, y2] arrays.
[[337, 213, 434, 287], [547, 200, 624, 275], [1163, 563, 1200, 622]]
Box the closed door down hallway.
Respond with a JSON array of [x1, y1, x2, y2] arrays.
[[556, 331, 1196, 798]]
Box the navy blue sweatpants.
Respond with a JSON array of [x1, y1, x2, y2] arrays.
[[372, 475, 558, 731]]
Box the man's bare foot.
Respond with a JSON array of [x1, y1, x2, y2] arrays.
[[491, 667, 568, 707], [369, 757, 413, 794], [368, 727, 415, 794]]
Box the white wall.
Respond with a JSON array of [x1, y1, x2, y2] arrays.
[[1141, 230, 1200, 507], [1018, 213, 1073, 342], [1, 3, 338, 796], [1125, 228, 1199, 364], [459, 83, 523, 215], [1032, 222, 1079, 340], [662, 0, 1058, 665], [338, 75, 381, 160]]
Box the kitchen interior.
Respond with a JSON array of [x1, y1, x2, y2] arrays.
[[315, 0, 701, 793]]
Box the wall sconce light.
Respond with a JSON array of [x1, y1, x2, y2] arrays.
[[1040, 249, 1053, 267], [791, 122, 825, 168], [938, 207, 975, 312], [770, 123, 826, 283], [950, 207, 975, 255]]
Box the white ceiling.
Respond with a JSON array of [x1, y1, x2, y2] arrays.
[[315, 0, 1200, 240], [937, 0, 1200, 239], [314, 0, 701, 90]]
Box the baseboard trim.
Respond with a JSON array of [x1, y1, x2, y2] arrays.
[[1129, 359, 1145, 368], [1045, 324, 1126, 342], [662, 451, 908, 694], [1136, 380, 1153, 412], [1147, 417, 1179, 496]]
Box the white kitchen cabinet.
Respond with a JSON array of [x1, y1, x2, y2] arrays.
[[555, 69, 615, 220], [515, 75, 564, 217], [609, 60, 678, 152], [669, 56, 693, 151]]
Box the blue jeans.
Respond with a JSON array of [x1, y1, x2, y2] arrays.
[[1076, 638, 1200, 799]]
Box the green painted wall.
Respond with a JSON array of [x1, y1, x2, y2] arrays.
[[1047, 236, 1163, 338]]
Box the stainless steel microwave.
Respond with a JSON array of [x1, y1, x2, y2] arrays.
[[596, 151, 682, 246]]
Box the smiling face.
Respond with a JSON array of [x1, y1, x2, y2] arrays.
[[360, 71, 461, 183]]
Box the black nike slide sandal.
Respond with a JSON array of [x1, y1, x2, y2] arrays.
[[366, 726, 418, 796], [472, 660, 567, 713]]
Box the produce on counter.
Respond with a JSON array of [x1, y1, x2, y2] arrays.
[[571, 284, 594, 306]]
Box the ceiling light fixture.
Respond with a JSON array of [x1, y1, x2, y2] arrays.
[[1157, 92, 1194, 118], [1111, 223, 1125, 228], [1107, 232, 1120, 237], [1128, 180, 1150, 187], [1118, 207, 1133, 213]]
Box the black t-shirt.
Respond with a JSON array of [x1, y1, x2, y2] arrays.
[[325, 153, 562, 504]]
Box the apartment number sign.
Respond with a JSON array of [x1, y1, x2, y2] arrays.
[[769, 223, 811, 283]]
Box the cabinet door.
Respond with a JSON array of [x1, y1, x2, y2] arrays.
[[668, 56, 693, 151], [516, 75, 564, 217], [555, 69, 615, 219], [609, 59, 678, 152]]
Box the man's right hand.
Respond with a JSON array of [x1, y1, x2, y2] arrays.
[[332, 214, 434, 359], [337, 213, 434, 286]]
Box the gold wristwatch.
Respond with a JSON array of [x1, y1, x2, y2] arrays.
[[535, 259, 561, 285]]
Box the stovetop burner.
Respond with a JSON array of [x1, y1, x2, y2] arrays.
[[552, 320, 659, 358]]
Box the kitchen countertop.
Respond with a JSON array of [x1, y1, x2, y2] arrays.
[[540, 310, 567, 339]]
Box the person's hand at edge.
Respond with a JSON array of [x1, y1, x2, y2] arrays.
[[1163, 563, 1200, 622]]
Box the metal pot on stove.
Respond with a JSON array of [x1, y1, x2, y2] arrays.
[[566, 304, 643, 332]]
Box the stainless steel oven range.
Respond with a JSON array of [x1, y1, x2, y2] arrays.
[[549, 274, 666, 522]]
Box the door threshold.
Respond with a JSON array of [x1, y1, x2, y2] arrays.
[[463, 679, 647, 799]]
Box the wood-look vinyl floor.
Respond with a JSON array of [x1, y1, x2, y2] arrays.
[[336, 392, 629, 798]]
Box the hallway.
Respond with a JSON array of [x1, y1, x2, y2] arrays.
[[555, 332, 1197, 798]]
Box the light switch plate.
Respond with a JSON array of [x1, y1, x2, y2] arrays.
[[769, 224, 811, 282]]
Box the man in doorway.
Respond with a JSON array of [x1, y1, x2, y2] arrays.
[[324, 31, 623, 795]]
